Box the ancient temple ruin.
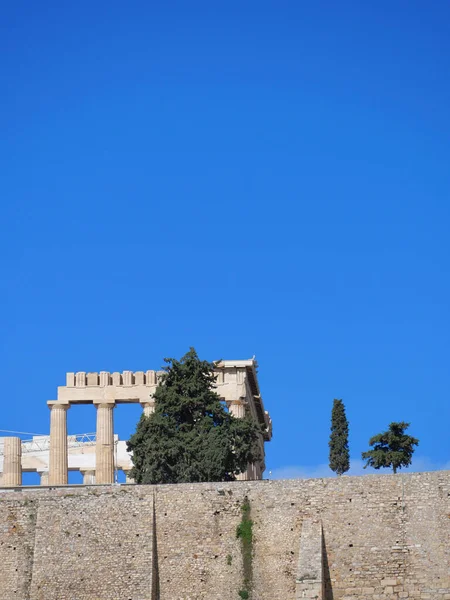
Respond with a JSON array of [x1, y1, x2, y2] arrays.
[[0, 359, 272, 486]]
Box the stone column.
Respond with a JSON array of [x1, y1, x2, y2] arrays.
[[256, 432, 265, 480], [95, 402, 115, 484], [3, 437, 22, 487], [141, 400, 155, 417], [122, 469, 135, 484], [38, 471, 49, 486], [228, 400, 249, 480], [228, 399, 246, 419], [80, 469, 96, 485], [48, 402, 70, 485]]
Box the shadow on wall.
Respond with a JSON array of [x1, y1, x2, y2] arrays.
[[152, 494, 160, 600], [323, 531, 333, 600]]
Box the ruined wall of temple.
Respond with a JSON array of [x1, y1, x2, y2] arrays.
[[0, 471, 448, 600]]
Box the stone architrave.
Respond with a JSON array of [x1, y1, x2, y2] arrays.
[[95, 402, 115, 484], [48, 402, 70, 485], [3, 437, 22, 487]]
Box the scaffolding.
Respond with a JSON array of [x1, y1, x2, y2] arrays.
[[0, 432, 98, 455]]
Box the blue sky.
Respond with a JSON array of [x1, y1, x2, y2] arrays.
[[1, 1, 449, 483]]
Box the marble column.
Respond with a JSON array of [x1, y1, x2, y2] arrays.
[[3, 437, 22, 487], [95, 402, 115, 484], [80, 469, 96, 485], [38, 471, 49, 486], [229, 399, 246, 419], [141, 400, 155, 417], [228, 400, 249, 480], [48, 402, 70, 485], [256, 433, 265, 480], [122, 469, 135, 484]]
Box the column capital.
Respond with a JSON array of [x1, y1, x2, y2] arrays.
[[140, 400, 155, 409], [93, 401, 116, 408], [228, 399, 246, 406], [47, 401, 70, 411], [227, 399, 248, 411], [140, 400, 155, 416]]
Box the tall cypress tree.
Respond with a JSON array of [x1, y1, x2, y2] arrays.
[[329, 399, 350, 476], [127, 348, 261, 484]]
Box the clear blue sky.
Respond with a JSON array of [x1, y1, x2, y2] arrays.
[[1, 1, 449, 482]]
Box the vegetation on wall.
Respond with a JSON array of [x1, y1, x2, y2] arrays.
[[127, 348, 262, 484], [362, 421, 419, 474], [236, 497, 253, 599], [329, 398, 350, 476]]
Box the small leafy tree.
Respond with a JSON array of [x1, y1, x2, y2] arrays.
[[329, 398, 350, 476], [362, 421, 419, 474], [127, 348, 261, 484]]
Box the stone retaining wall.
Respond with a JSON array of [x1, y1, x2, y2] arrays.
[[0, 470, 448, 599]]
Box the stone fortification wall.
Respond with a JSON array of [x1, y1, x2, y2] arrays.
[[0, 471, 448, 600]]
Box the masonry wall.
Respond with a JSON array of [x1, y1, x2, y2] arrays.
[[0, 471, 448, 600]]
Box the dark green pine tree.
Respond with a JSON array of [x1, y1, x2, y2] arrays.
[[329, 399, 350, 476], [362, 421, 419, 474], [127, 348, 262, 484]]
